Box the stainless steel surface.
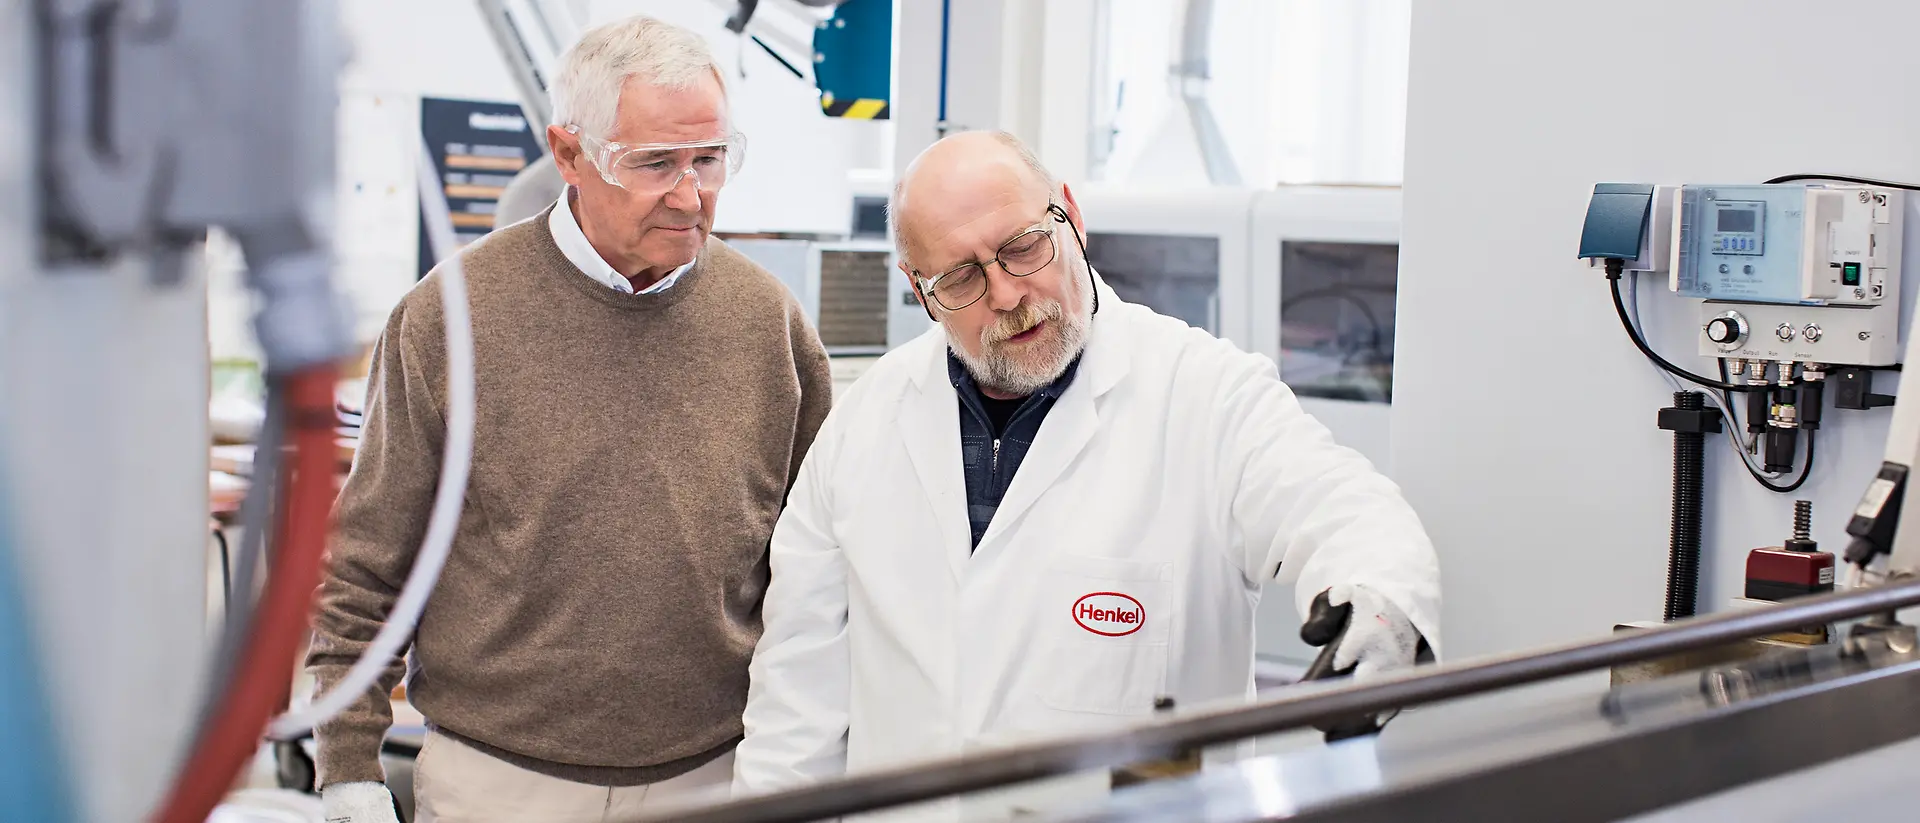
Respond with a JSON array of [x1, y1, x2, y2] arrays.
[[1051, 626, 1920, 822], [655, 579, 1920, 823]]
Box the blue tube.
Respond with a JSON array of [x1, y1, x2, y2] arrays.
[[936, 0, 952, 129], [0, 467, 75, 821]]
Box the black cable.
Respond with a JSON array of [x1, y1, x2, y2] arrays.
[[1716, 359, 1745, 439], [213, 527, 232, 610], [194, 389, 284, 728], [1745, 430, 1815, 493], [1763, 174, 1920, 191], [1608, 265, 1753, 392], [749, 36, 805, 80], [1713, 358, 1822, 494]]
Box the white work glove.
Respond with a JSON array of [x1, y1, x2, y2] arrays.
[[321, 781, 400, 823], [1326, 583, 1423, 681]]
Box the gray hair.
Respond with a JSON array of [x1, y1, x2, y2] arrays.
[[549, 15, 726, 138], [888, 130, 1057, 269]]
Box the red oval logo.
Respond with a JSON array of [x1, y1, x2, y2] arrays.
[[1072, 592, 1145, 637]]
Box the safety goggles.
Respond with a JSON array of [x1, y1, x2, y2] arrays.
[[565, 126, 747, 195]]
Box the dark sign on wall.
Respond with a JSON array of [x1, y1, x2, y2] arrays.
[[417, 97, 544, 278]]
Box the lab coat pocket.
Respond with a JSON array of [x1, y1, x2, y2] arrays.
[[1039, 554, 1174, 716]]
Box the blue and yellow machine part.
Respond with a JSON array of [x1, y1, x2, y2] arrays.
[[814, 0, 892, 119]]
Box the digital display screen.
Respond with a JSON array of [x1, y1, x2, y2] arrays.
[[1717, 208, 1757, 233]]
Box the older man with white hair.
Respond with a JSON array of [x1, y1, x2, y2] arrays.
[[733, 131, 1440, 817], [309, 14, 831, 823]]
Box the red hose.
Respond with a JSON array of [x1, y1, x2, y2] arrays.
[[153, 365, 339, 823]]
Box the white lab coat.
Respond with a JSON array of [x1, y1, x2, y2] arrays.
[[734, 282, 1440, 819]]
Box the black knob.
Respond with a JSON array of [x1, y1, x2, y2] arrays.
[[1706, 317, 1741, 344]]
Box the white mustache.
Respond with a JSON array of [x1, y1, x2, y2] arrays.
[[983, 300, 1060, 345]]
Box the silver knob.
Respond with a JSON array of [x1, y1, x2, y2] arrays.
[[1706, 311, 1748, 351], [1776, 323, 1796, 342], [1803, 324, 1823, 342]]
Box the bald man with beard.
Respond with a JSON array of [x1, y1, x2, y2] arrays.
[[732, 131, 1440, 820]]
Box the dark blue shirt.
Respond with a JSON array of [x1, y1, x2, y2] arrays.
[[949, 352, 1083, 549]]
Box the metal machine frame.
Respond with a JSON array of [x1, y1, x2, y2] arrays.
[[657, 578, 1920, 823]]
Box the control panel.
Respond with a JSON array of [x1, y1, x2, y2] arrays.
[[1671, 185, 1905, 366]]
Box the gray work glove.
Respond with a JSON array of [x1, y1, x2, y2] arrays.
[[1325, 584, 1424, 680], [321, 781, 400, 823], [1300, 584, 1428, 742]]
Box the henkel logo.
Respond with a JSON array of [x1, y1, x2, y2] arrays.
[[1072, 592, 1145, 637]]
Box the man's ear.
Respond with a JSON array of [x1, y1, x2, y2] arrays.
[[900, 260, 937, 322], [547, 124, 586, 188], [1059, 182, 1087, 238]]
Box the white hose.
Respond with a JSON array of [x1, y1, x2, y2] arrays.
[[266, 138, 478, 740]]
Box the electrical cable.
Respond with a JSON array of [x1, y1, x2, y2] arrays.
[[749, 35, 805, 79], [1627, 274, 1796, 489], [158, 126, 472, 819], [1713, 359, 1778, 474], [268, 204, 479, 743], [153, 364, 340, 823], [212, 527, 231, 611], [1629, 275, 1755, 474], [193, 394, 284, 730], [1707, 360, 1817, 493], [1750, 430, 1816, 493], [1762, 174, 1920, 191], [1715, 355, 1816, 493], [1609, 266, 1754, 393]]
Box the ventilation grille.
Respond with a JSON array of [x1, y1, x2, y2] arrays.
[[817, 249, 891, 349]]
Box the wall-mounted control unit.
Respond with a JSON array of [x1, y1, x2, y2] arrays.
[[1670, 185, 1904, 366]]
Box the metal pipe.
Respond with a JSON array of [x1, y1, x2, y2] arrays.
[[1172, 0, 1240, 185], [476, 0, 555, 139], [660, 578, 1920, 823]]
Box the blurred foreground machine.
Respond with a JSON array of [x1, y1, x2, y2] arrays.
[[655, 255, 1920, 821]]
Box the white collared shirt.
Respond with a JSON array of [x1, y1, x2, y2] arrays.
[[548, 192, 694, 295]]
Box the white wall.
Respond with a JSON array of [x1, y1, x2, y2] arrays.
[[1395, 0, 1920, 661]]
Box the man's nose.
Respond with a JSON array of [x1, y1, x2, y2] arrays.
[[982, 263, 1030, 312], [661, 169, 702, 212]]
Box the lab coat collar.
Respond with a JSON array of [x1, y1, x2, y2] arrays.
[[901, 270, 1130, 578]]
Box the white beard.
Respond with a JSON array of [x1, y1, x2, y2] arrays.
[[945, 261, 1095, 396]]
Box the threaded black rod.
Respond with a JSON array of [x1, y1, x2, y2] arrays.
[[1666, 392, 1707, 621]]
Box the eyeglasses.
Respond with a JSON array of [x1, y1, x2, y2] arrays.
[[914, 206, 1062, 312], [565, 126, 747, 195]]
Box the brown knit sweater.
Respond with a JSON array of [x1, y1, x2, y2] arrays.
[[306, 208, 832, 788]]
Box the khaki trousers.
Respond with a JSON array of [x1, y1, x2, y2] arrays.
[[413, 731, 734, 823]]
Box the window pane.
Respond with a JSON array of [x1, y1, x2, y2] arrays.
[[1094, 0, 1411, 187], [1280, 241, 1397, 402]]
